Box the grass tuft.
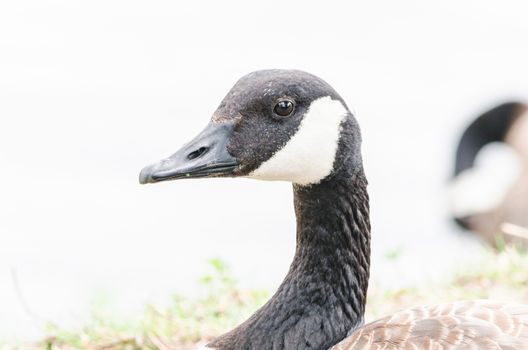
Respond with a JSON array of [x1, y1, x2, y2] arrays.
[[4, 247, 528, 349]]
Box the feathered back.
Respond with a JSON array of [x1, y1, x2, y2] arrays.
[[331, 300, 528, 349]]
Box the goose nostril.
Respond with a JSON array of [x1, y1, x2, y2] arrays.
[[187, 146, 209, 160]]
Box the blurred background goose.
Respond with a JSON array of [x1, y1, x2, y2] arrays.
[[140, 70, 528, 349], [450, 102, 528, 246]]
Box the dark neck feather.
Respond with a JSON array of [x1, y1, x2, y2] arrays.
[[209, 166, 370, 350]]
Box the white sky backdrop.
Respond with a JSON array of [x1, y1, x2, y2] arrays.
[[1, 0, 528, 341]]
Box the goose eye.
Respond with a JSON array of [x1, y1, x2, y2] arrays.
[[273, 100, 294, 117]]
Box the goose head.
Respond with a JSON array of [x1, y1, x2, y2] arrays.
[[139, 69, 369, 350], [139, 69, 362, 186]]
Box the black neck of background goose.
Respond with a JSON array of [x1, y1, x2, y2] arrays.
[[454, 101, 523, 177], [209, 119, 371, 350]]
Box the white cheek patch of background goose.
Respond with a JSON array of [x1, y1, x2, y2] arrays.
[[248, 96, 348, 186]]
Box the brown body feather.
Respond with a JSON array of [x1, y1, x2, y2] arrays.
[[331, 300, 528, 350]]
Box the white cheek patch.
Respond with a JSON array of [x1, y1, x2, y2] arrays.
[[248, 96, 348, 185], [449, 144, 521, 218]]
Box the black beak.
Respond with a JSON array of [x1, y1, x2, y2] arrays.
[[139, 122, 239, 184]]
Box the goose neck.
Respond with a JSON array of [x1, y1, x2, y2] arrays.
[[209, 167, 371, 350]]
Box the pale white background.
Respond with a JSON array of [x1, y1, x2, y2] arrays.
[[1, 0, 528, 341]]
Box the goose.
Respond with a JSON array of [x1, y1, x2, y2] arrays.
[[139, 70, 528, 349], [450, 102, 528, 245]]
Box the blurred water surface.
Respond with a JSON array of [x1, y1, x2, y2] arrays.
[[1, 0, 528, 340]]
